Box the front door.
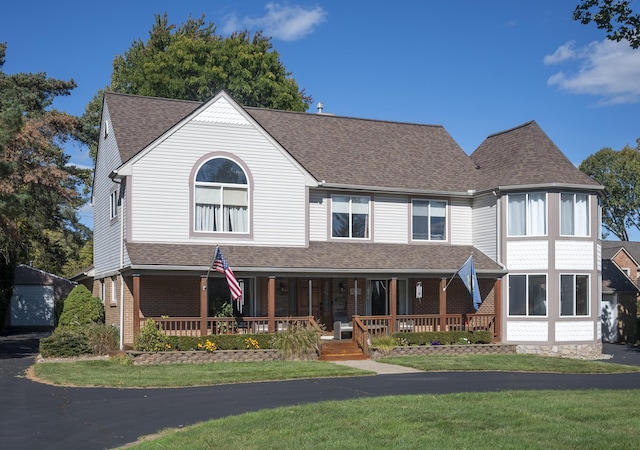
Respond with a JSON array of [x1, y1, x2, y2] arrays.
[[297, 279, 322, 320]]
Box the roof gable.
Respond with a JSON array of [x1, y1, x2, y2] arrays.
[[470, 121, 602, 191]]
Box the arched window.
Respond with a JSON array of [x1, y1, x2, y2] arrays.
[[194, 158, 249, 233]]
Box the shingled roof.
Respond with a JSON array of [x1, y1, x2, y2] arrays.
[[245, 108, 479, 192], [125, 241, 505, 275], [470, 121, 602, 192], [104, 91, 479, 192]]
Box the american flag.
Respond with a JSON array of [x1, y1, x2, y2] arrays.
[[213, 247, 242, 300]]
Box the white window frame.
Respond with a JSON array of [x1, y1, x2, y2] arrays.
[[194, 157, 250, 234], [560, 274, 590, 316], [411, 199, 447, 241], [507, 273, 548, 317], [109, 190, 118, 220], [100, 279, 105, 304], [331, 195, 371, 239], [110, 277, 117, 305], [507, 192, 547, 237], [560, 193, 590, 237]]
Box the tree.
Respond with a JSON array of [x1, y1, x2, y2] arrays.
[[0, 43, 90, 326], [579, 138, 640, 240], [79, 13, 312, 162], [574, 1, 640, 49]]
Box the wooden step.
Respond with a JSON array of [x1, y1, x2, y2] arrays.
[[319, 340, 367, 361]]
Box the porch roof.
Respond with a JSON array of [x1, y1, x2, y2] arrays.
[[125, 241, 506, 276]]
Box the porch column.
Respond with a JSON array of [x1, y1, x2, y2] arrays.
[[389, 277, 397, 333], [268, 276, 276, 333], [200, 276, 208, 336], [133, 274, 140, 337], [439, 278, 447, 331], [494, 278, 502, 342]]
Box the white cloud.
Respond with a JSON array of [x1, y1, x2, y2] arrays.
[[223, 3, 327, 41], [545, 40, 640, 105]]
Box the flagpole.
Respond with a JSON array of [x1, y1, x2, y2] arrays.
[[443, 255, 473, 292], [205, 245, 219, 282]]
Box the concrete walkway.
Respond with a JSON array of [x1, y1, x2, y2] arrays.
[[332, 359, 422, 374]]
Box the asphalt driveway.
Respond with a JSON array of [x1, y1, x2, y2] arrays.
[[1, 331, 639, 450]]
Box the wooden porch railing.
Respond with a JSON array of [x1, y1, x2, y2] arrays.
[[145, 316, 318, 337], [144, 313, 496, 340]]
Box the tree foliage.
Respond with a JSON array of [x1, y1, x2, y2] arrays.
[[79, 13, 312, 161], [579, 138, 640, 240], [574, 1, 640, 48], [58, 284, 104, 327], [0, 42, 91, 326]]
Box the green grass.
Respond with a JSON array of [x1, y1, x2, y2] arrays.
[[32, 360, 374, 387], [127, 390, 640, 449], [377, 354, 640, 373]]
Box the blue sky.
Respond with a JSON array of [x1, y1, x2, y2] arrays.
[[3, 1, 640, 232]]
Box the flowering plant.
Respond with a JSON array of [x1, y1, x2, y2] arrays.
[[197, 339, 218, 352], [430, 340, 442, 346], [245, 338, 260, 349]]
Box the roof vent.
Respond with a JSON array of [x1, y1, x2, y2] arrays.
[[317, 102, 324, 114]]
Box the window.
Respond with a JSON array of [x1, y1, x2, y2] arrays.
[[110, 277, 117, 305], [508, 193, 546, 236], [332, 195, 370, 238], [561, 193, 589, 236], [412, 200, 446, 241], [508, 274, 547, 316], [194, 158, 249, 233], [100, 279, 105, 304], [109, 191, 118, 220], [560, 274, 589, 316]]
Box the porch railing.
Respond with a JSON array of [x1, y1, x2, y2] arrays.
[[145, 316, 317, 337]]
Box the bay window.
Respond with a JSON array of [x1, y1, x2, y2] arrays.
[[332, 195, 370, 239], [508, 193, 546, 236], [561, 193, 589, 236], [194, 158, 249, 233], [412, 199, 446, 241]]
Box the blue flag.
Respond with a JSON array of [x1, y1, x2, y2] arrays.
[[458, 256, 482, 310]]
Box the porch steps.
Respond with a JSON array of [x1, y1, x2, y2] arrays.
[[320, 339, 367, 361]]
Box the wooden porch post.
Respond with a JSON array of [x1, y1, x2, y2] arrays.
[[133, 274, 140, 337], [494, 278, 502, 342], [200, 276, 208, 336], [268, 276, 275, 333], [389, 277, 397, 333], [439, 278, 447, 331]]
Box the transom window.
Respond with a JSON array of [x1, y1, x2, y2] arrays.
[[332, 195, 370, 239], [508, 274, 547, 316], [412, 199, 446, 241], [561, 193, 589, 236], [560, 274, 589, 316], [194, 158, 249, 233], [508, 193, 547, 236]]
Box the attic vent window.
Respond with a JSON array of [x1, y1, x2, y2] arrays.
[[103, 120, 110, 139]]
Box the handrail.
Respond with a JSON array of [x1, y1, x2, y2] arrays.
[[352, 316, 369, 356]]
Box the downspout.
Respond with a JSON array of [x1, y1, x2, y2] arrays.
[[111, 174, 125, 350]]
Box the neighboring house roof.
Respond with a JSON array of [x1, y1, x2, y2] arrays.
[[125, 242, 506, 275], [470, 121, 602, 192], [602, 260, 640, 294], [14, 264, 73, 286], [601, 240, 640, 265]]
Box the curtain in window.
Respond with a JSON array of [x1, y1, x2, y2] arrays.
[[352, 197, 369, 238], [561, 193, 574, 235], [574, 194, 589, 236], [528, 193, 546, 235], [508, 195, 525, 236]]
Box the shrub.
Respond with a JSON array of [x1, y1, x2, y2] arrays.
[[40, 327, 92, 357], [165, 334, 273, 351], [270, 324, 320, 360], [134, 319, 171, 351], [389, 331, 491, 346], [86, 323, 119, 355], [58, 285, 104, 327]]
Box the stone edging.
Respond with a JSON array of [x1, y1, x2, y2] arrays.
[[369, 343, 517, 359]]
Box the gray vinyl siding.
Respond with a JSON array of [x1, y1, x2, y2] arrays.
[[93, 105, 128, 276], [472, 194, 497, 261], [450, 198, 472, 245], [373, 194, 408, 243], [130, 120, 307, 246], [309, 190, 328, 241]]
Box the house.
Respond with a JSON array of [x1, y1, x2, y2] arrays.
[[92, 91, 604, 356], [601, 242, 640, 343], [8, 264, 75, 329]]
